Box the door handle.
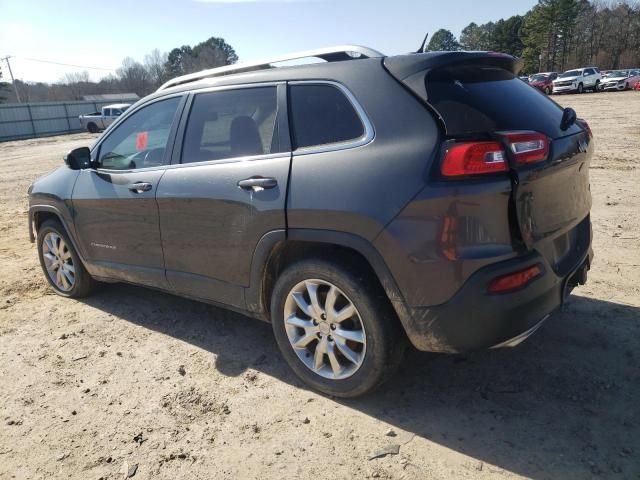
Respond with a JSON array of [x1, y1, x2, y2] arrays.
[[128, 182, 153, 193], [237, 177, 277, 192]]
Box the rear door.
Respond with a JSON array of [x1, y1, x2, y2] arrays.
[[155, 83, 290, 308], [73, 95, 185, 287]]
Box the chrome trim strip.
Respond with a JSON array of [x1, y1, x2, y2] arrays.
[[289, 80, 375, 156], [489, 314, 550, 349], [93, 152, 292, 174], [157, 45, 385, 91]]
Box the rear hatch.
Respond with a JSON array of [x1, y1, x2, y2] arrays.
[[385, 52, 592, 275]]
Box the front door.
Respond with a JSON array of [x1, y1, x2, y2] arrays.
[[155, 84, 291, 308], [72, 95, 185, 288]]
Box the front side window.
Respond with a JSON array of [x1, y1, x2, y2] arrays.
[[182, 87, 278, 164], [97, 97, 181, 170], [289, 84, 365, 149]]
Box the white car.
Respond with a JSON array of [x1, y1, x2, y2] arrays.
[[552, 67, 601, 94], [600, 70, 640, 91]]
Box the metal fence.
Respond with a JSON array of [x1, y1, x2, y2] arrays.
[[0, 98, 135, 142]]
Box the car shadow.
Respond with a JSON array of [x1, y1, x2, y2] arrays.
[[81, 284, 639, 479]]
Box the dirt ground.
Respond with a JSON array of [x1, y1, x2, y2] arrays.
[[1, 91, 639, 480]]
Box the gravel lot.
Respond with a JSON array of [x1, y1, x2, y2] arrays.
[[1, 91, 639, 480]]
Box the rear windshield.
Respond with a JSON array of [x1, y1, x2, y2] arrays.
[[425, 66, 581, 138]]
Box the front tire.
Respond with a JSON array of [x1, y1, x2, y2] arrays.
[[577, 83, 584, 94], [270, 259, 405, 397], [37, 219, 96, 298], [544, 86, 551, 95]]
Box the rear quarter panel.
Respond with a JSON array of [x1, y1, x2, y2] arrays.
[[286, 60, 441, 241]]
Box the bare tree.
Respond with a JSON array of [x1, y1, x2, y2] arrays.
[[117, 57, 151, 95], [144, 49, 168, 89]]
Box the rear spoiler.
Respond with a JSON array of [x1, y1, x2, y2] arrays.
[[383, 51, 523, 103]]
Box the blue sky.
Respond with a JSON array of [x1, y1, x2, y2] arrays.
[[0, 0, 538, 83]]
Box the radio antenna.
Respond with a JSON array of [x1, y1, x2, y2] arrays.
[[416, 33, 429, 53]]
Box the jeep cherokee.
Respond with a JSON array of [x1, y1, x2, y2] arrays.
[[28, 46, 593, 397]]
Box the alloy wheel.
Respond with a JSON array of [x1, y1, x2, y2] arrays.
[[42, 232, 75, 291], [283, 279, 366, 380]]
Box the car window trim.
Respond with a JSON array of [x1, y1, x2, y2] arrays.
[[91, 93, 187, 174], [288, 80, 375, 156], [171, 81, 288, 168]]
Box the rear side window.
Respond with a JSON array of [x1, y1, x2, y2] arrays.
[[182, 87, 278, 164], [289, 84, 364, 149], [425, 66, 580, 139]]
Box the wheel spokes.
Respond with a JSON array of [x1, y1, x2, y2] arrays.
[[286, 315, 314, 329], [293, 332, 318, 348], [334, 327, 364, 344], [324, 286, 339, 319], [326, 342, 343, 376], [42, 232, 75, 291], [333, 304, 356, 323], [292, 292, 314, 318], [335, 338, 360, 365], [313, 337, 327, 371], [283, 278, 367, 380], [305, 281, 323, 317]]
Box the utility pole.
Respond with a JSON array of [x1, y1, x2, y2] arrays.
[[1, 56, 21, 103]]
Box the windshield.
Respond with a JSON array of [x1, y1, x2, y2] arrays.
[[530, 74, 549, 82], [560, 70, 581, 78], [607, 70, 628, 78]]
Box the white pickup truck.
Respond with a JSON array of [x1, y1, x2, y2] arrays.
[[79, 103, 130, 133]]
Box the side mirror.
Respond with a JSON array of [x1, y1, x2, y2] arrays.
[[64, 147, 92, 170], [560, 107, 577, 131]]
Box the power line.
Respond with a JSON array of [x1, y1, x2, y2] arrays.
[[18, 56, 117, 71]]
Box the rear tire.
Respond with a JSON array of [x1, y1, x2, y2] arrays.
[[270, 259, 405, 398], [37, 219, 96, 298], [87, 123, 98, 134], [544, 86, 551, 95]]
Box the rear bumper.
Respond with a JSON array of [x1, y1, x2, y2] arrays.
[[400, 228, 593, 353]]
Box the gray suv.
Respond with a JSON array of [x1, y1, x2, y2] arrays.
[[28, 46, 594, 397]]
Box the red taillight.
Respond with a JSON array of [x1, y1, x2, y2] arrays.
[[441, 142, 508, 177], [502, 132, 549, 164], [488, 265, 542, 294]]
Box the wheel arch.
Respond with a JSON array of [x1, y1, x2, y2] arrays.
[[29, 205, 87, 263], [246, 229, 412, 328]]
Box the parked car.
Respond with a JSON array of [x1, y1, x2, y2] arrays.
[[519, 75, 530, 83], [529, 72, 559, 94], [28, 46, 594, 397], [599, 69, 640, 91], [79, 103, 130, 133], [553, 67, 601, 94]]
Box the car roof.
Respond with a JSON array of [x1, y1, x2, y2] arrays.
[[153, 46, 520, 97], [104, 103, 131, 109]]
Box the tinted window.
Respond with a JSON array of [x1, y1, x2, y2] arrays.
[[104, 109, 111, 116], [584, 68, 594, 75], [98, 97, 181, 170], [425, 66, 581, 139], [182, 87, 278, 164], [289, 84, 364, 149]]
